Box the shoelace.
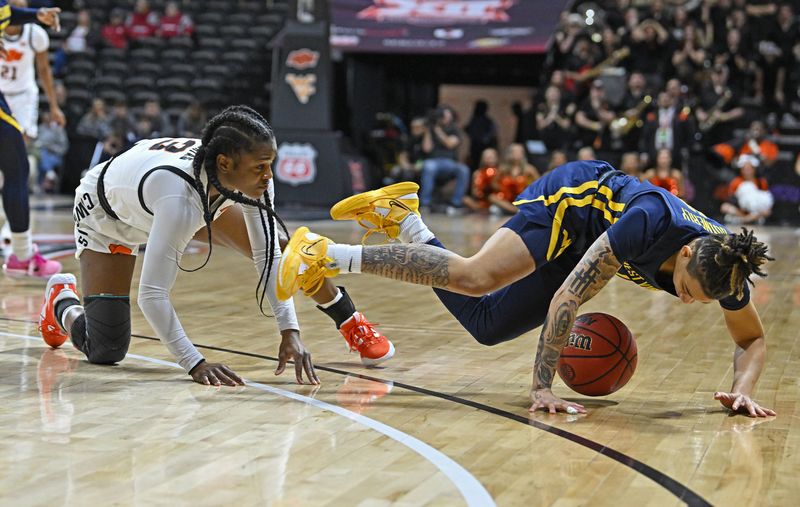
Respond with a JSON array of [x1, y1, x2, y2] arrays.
[[298, 257, 334, 297], [355, 211, 399, 244], [344, 321, 382, 351]]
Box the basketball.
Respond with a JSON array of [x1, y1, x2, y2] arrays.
[[557, 313, 638, 397]]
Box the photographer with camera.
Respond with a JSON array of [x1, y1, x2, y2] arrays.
[[419, 105, 470, 214]]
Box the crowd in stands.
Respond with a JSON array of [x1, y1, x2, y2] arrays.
[[377, 0, 800, 224]]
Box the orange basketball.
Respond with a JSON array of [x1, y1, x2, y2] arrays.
[[557, 312, 638, 396]]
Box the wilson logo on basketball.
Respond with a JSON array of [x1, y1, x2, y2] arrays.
[[1, 49, 24, 62], [286, 49, 320, 70], [566, 332, 592, 351], [285, 73, 317, 104], [276, 143, 317, 186]]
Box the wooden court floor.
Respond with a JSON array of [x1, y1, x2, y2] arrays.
[[1, 201, 799, 506]]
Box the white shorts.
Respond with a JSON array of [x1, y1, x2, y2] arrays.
[[4, 88, 39, 138], [72, 185, 141, 259]]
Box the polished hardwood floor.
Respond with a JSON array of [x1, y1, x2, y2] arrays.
[[1, 200, 798, 506]]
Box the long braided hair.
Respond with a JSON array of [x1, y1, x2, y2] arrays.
[[687, 228, 773, 301], [188, 105, 290, 313]]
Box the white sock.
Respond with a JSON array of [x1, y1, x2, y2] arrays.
[[327, 244, 362, 273], [317, 287, 343, 308], [399, 213, 435, 244], [10, 231, 33, 260]]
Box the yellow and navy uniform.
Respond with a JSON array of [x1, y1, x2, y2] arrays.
[[0, 0, 39, 131], [429, 159, 747, 347]]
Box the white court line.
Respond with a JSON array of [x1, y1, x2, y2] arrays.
[[1, 331, 496, 507]]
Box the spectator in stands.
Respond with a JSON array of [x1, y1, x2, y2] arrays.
[[109, 100, 137, 147], [102, 9, 128, 49], [419, 105, 470, 214], [713, 29, 757, 98], [577, 146, 596, 160], [76, 98, 111, 141], [754, 39, 786, 113], [63, 9, 97, 53], [141, 99, 173, 137], [721, 154, 773, 224], [126, 0, 159, 40], [134, 116, 153, 140], [643, 148, 683, 197], [176, 101, 207, 138], [640, 91, 692, 169], [696, 64, 744, 146], [620, 151, 641, 178], [464, 99, 497, 170], [626, 18, 670, 88], [157, 1, 193, 39], [463, 147, 500, 211], [546, 150, 568, 172], [511, 94, 536, 145], [612, 71, 652, 152], [34, 110, 68, 193], [702, 0, 733, 53], [564, 37, 600, 93], [713, 120, 779, 169], [575, 79, 614, 153], [670, 23, 707, 87], [487, 144, 539, 216], [536, 86, 573, 151], [553, 13, 585, 70], [386, 117, 426, 185]]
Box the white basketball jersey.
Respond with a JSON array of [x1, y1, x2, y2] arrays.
[[0, 23, 49, 94]]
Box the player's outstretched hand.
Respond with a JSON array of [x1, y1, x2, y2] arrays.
[[37, 7, 62, 32], [714, 391, 776, 417], [191, 361, 244, 387], [275, 329, 320, 385], [529, 388, 586, 414]]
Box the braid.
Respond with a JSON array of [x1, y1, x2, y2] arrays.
[[186, 105, 290, 315], [688, 228, 774, 300]]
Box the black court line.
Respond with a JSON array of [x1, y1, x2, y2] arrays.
[[0, 316, 708, 506]]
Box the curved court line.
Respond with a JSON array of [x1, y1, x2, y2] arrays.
[[1, 331, 495, 507]]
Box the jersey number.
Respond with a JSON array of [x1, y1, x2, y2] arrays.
[[0, 66, 18, 81], [149, 139, 196, 153]]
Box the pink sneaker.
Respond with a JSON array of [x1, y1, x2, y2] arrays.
[[4, 245, 62, 279]]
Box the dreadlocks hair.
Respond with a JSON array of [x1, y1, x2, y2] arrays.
[[687, 228, 773, 301], [188, 105, 290, 315]]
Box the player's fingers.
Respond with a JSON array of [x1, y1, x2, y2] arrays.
[[304, 355, 319, 385], [220, 365, 244, 385], [763, 407, 777, 416], [207, 373, 220, 387], [275, 357, 286, 376], [731, 396, 742, 411], [548, 403, 557, 414], [201, 374, 210, 386], [214, 368, 236, 387], [754, 405, 768, 417], [294, 359, 304, 384]]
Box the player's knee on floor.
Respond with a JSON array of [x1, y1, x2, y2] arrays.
[[81, 296, 132, 364]]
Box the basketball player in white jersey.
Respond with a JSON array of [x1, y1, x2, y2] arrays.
[[39, 106, 394, 386], [0, 0, 64, 140]]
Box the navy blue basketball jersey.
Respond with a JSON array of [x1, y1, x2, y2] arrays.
[[513, 160, 749, 310]]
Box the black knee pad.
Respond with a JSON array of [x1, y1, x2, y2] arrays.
[[81, 296, 132, 365]]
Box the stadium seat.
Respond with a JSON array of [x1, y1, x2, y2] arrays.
[[130, 48, 158, 62], [194, 24, 219, 39], [93, 75, 124, 94], [161, 48, 189, 63], [125, 76, 157, 95], [169, 63, 198, 81], [99, 47, 126, 61], [191, 50, 219, 67], [99, 60, 129, 78], [197, 12, 224, 25], [132, 62, 164, 78], [157, 77, 190, 96], [168, 36, 195, 51], [64, 73, 92, 89], [66, 60, 96, 76], [165, 92, 195, 110], [198, 37, 225, 51]]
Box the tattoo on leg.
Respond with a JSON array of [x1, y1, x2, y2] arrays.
[[362, 244, 450, 288]]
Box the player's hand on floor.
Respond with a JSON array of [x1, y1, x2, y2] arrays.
[[714, 391, 776, 417], [529, 388, 586, 414], [191, 361, 244, 387], [276, 329, 320, 385]]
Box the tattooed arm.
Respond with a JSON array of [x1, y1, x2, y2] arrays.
[[529, 232, 622, 414]]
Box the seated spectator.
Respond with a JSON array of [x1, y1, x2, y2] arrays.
[[109, 100, 138, 147], [141, 99, 173, 137], [620, 151, 641, 178], [464, 99, 497, 169], [34, 110, 69, 193], [176, 101, 207, 138], [721, 155, 773, 224], [547, 150, 568, 172], [63, 9, 97, 53], [420, 106, 470, 214], [102, 9, 128, 49], [639, 91, 692, 169], [126, 0, 160, 40], [134, 116, 154, 140], [387, 117, 426, 185], [463, 147, 500, 211], [715, 120, 779, 170], [76, 98, 111, 141], [158, 1, 194, 38], [488, 143, 540, 215], [642, 149, 683, 197], [577, 146, 596, 160], [89, 130, 125, 169]]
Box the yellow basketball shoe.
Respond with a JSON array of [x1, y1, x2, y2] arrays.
[[329, 182, 420, 243], [277, 227, 340, 300]]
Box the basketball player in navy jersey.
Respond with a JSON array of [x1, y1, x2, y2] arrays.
[[279, 159, 776, 418], [0, 1, 62, 277]]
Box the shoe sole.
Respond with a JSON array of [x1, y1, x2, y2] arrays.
[[3, 266, 54, 280], [330, 182, 420, 221], [361, 341, 395, 367]]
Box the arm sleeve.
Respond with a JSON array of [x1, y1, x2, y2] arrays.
[[606, 193, 671, 262], [137, 178, 206, 372], [240, 183, 299, 332], [9, 6, 38, 25]]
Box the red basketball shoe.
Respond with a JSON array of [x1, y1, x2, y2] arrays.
[[39, 274, 79, 348], [339, 312, 395, 366]]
